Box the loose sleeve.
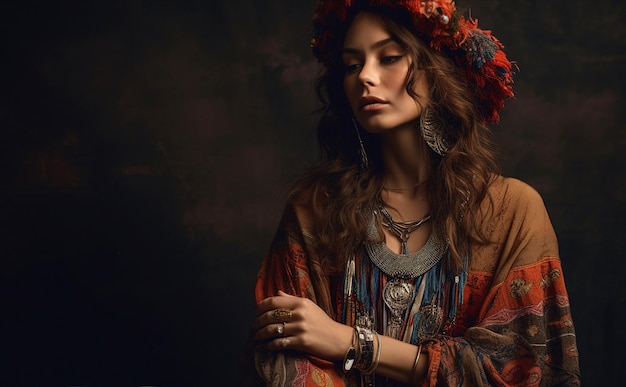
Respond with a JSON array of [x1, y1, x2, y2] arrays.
[[419, 178, 581, 386], [249, 203, 353, 387]]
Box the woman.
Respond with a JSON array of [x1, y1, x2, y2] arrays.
[[248, 1, 581, 386]]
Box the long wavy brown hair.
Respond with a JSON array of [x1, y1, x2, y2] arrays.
[[289, 10, 500, 274]]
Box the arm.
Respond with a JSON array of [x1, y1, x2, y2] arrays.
[[250, 180, 581, 386], [419, 257, 579, 386], [250, 203, 353, 386], [418, 178, 581, 386], [251, 203, 429, 386]]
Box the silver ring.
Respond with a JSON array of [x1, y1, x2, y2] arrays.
[[281, 338, 290, 348], [275, 323, 284, 336]]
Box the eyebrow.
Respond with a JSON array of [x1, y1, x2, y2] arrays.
[[342, 38, 396, 55]]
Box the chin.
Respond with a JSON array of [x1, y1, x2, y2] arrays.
[[357, 118, 389, 133], [361, 121, 406, 135]]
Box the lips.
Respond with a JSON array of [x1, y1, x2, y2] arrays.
[[359, 96, 387, 111]]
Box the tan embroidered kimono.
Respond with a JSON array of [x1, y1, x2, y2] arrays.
[[247, 176, 581, 386]]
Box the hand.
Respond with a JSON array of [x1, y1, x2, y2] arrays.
[[253, 290, 354, 361]]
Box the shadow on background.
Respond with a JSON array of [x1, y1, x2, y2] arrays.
[[1, 0, 624, 385]]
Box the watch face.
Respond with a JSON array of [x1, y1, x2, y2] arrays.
[[344, 347, 356, 371]]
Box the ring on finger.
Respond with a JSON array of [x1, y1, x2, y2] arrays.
[[272, 308, 292, 321], [281, 338, 290, 348], [275, 322, 285, 336]]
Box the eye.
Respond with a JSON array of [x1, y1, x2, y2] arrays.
[[380, 55, 403, 64], [344, 62, 363, 73]]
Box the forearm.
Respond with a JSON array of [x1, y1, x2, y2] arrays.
[[374, 335, 428, 385], [341, 326, 428, 385], [300, 318, 428, 384], [373, 335, 428, 385]]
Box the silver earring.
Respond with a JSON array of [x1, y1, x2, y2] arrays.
[[352, 118, 369, 169], [419, 108, 449, 156]]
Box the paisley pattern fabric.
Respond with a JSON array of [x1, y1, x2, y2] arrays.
[[246, 177, 581, 386]]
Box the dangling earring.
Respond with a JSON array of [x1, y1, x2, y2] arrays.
[[419, 108, 449, 156], [352, 118, 369, 169]]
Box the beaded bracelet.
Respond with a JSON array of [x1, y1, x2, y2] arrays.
[[362, 330, 382, 374], [354, 326, 375, 372]]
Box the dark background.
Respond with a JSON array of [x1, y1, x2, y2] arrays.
[[1, 0, 624, 385]]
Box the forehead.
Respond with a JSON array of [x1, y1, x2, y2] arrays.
[[343, 12, 393, 47]]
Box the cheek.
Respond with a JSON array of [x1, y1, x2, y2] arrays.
[[411, 68, 430, 97], [388, 68, 410, 96]]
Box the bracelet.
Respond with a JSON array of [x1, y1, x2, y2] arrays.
[[410, 345, 423, 383], [354, 326, 374, 371], [362, 330, 382, 374], [342, 329, 358, 372], [343, 346, 356, 371]]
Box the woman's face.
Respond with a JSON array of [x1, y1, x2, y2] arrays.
[[342, 12, 429, 134]]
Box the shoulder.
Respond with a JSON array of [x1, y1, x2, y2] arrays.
[[486, 175, 549, 222], [472, 175, 559, 274], [280, 191, 316, 239], [489, 175, 544, 205]]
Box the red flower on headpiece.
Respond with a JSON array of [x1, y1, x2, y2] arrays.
[[310, 0, 516, 124]]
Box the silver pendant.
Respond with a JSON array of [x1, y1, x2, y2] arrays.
[[383, 279, 414, 339], [417, 303, 443, 341]]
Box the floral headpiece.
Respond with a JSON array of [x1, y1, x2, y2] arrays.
[[310, 0, 516, 123]]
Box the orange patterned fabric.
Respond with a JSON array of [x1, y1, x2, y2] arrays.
[[420, 258, 579, 386], [246, 177, 581, 386]]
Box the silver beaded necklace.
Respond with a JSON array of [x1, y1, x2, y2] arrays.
[[366, 209, 445, 278], [365, 210, 448, 339]]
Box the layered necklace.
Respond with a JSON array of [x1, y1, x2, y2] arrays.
[[365, 205, 448, 340], [379, 205, 431, 256]]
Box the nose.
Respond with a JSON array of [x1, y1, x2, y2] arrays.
[[357, 59, 379, 87]]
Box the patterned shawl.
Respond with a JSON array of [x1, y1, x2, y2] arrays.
[[244, 176, 581, 386]]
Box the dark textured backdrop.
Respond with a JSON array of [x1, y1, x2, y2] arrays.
[[2, 0, 624, 385]]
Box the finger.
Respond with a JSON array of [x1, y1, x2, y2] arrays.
[[275, 321, 286, 337], [256, 292, 290, 314], [255, 296, 277, 314], [254, 307, 294, 330], [267, 336, 296, 351], [268, 307, 293, 323], [254, 322, 287, 341]]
